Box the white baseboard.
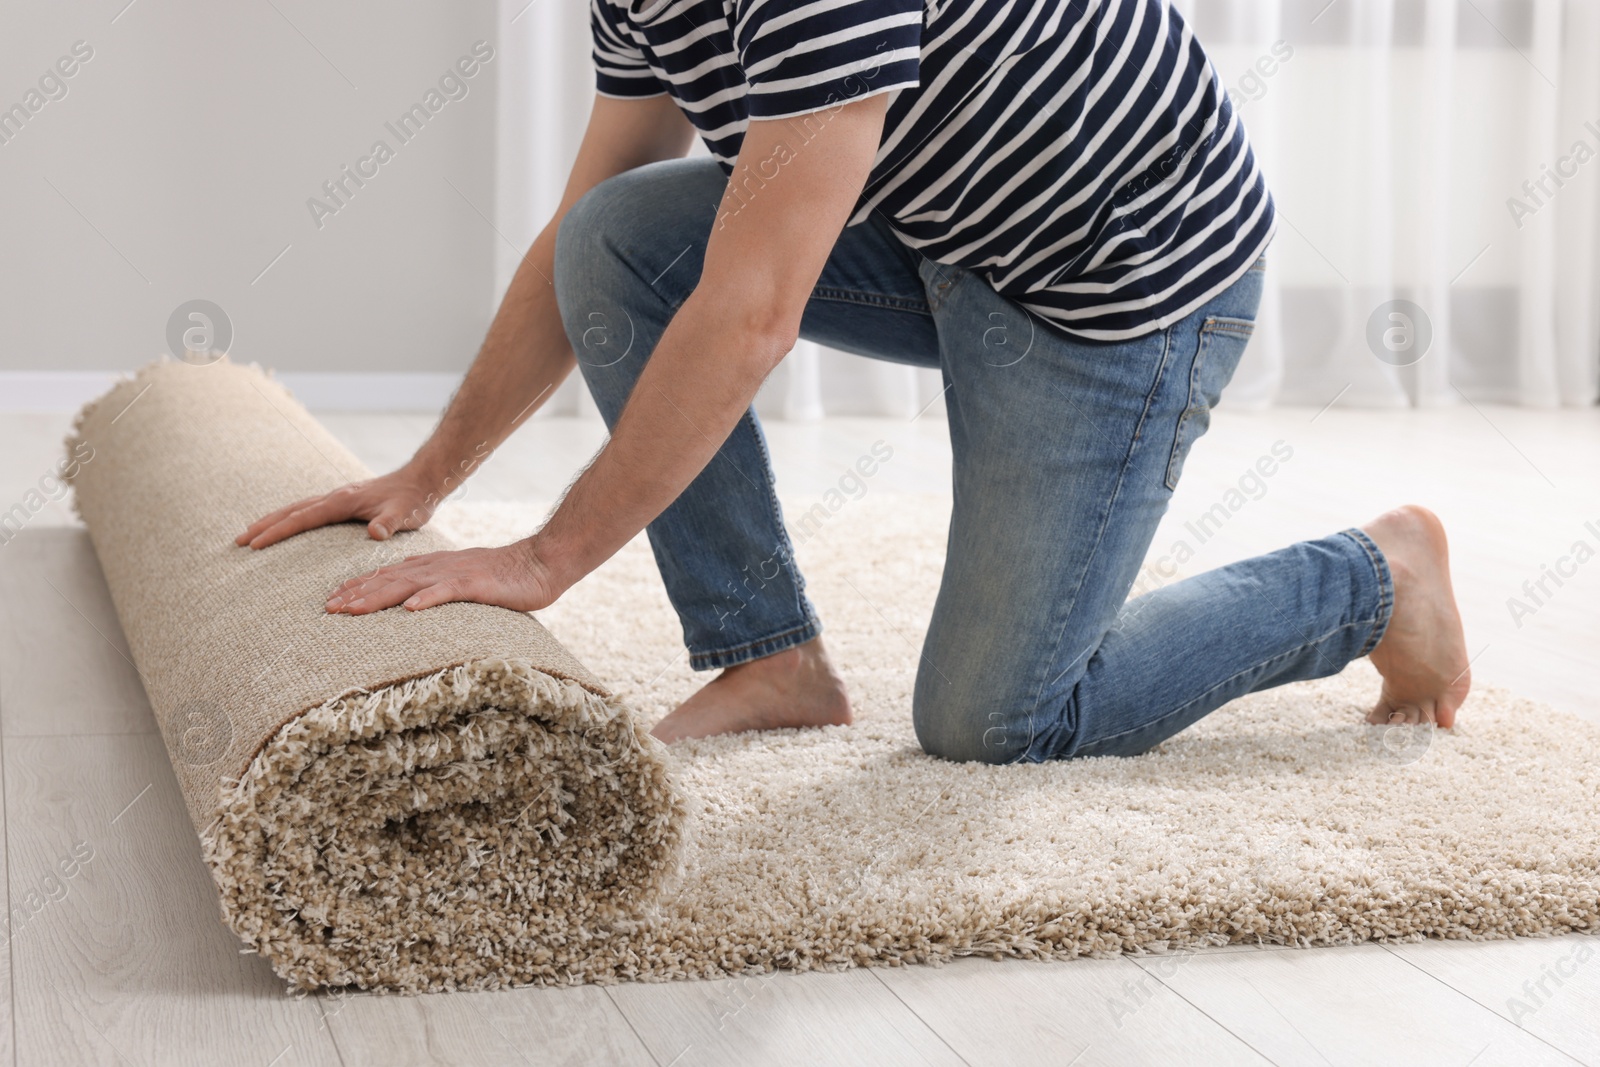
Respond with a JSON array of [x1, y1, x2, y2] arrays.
[[0, 372, 122, 412], [275, 373, 459, 412], [0, 371, 461, 413]]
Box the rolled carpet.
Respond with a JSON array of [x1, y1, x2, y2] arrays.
[[65, 358, 685, 993]]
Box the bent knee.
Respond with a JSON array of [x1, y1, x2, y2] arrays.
[[553, 173, 635, 307], [912, 673, 1033, 765], [553, 160, 717, 300], [553, 176, 659, 381]]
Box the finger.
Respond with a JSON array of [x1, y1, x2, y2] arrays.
[[327, 571, 422, 610], [367, 501, 425, 541], [327, 551, 490, 611], [236, 494, 334, 546], [329, 552, 448, 600], [327, 554, 462, 606], [333, 551, 454, 592], [247, 495, 364, 550], [402, 578, 471, 611], [333, 564, 406, 596], [329, 574, 432, 615]]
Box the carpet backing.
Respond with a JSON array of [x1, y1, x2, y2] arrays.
[[65, 360, 684, 992]]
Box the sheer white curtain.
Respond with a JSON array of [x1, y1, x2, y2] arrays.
[[1197, 0, 1600, 409], [501, 0, 1600, 417]]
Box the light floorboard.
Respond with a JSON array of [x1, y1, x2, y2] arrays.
[[875, 954, 1274, 1066], [1133, 942, 1585, 1067], [3, 734, 339, 1067], [0, 407, 1595, 1065], [319, 985, 655, 1067], [605, 968, 967, 1067], [0, 530, 152, 738], [1387, 938, 1600, 1067]]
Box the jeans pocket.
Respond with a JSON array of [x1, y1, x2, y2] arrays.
[[1164, 316, 1255, 490]]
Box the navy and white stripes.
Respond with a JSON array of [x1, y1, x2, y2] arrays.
[[592, 0, 1275, 341]]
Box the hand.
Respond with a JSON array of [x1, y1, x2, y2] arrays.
[[237, 467, 446, 550], [324, 539, 564, 615]]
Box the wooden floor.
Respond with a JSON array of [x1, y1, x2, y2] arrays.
[[0, 402, 1596, 1066]]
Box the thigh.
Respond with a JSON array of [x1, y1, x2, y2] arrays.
[[912, 262, 1265, 763], [801, 211, 941, 368], [555, 157, 729, 398], [559, 163, 939, 376]]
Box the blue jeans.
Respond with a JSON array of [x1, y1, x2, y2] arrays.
[[554, 158, 1393, 763]]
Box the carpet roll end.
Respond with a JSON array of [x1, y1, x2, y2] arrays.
[[204, 657, 686, 993]]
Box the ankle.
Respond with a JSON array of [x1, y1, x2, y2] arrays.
[[723, 643, 805, 681]]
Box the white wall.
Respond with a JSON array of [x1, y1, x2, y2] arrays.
[[0, 0, 498, 388]]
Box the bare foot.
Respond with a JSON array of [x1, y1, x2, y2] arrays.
[[650, 636, 853, 742], [1359, 505, 1472, 729]]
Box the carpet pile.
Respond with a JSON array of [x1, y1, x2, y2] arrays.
[[439, 496, 1600, 978]]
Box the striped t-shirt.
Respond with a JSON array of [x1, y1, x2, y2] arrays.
[[590, 0, 1275, 341]]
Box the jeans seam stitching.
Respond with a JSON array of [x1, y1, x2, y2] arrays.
[[1166, 333, 1204, 490], [691, 618, 819, 665], [811, 286, 931, 315], [1343, 527, 1394, 656], [741, 408, 812, 639], [1015, 357, 1167, 761]]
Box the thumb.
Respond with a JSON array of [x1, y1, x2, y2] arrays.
[[369, 488, 440, 540], [368, 507, 410, 541]]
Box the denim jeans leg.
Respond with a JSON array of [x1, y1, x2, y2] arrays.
[[554, 170, 941, 670], [554, 158, 819, 670], [911, 258, 1396, 762]]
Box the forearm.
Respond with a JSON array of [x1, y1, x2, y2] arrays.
[[531, 292, 792, 588], [408, 224, 575, 495], [521, 98, 887, 596]]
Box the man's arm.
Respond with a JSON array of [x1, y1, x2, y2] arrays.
[[238, 94, 696, 549], [325, 93, 891, 615]]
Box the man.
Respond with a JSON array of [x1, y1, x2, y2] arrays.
[[240, 0, 1471, 761]]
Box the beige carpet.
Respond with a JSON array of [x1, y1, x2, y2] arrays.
[[69, 361, 1600, 994], [433, 495, 1600, 978], [66, 361, 684, 994]]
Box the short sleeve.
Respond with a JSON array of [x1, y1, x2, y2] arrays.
[[591, 0, 666, 99], [735, 0, 922, 120]]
